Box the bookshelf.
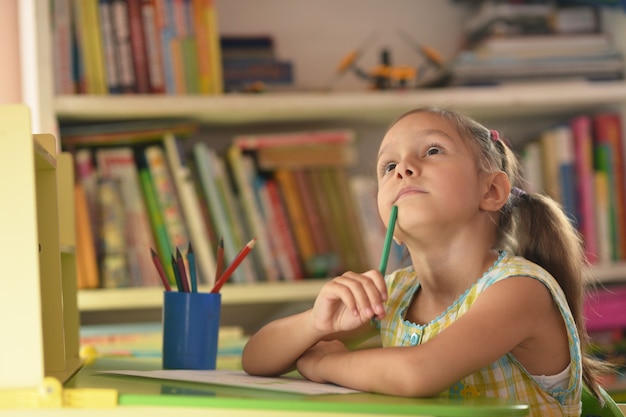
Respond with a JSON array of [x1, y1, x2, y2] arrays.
[[0, 104, 81, 388], [15, 2, 626, 330], [67, 80, 626, 325], [56, 81, 626, 124]]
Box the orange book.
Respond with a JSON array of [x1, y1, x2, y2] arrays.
[[74, 183, 99, 289], [293, 169, 330, 256], [274, 169, 316, 267]]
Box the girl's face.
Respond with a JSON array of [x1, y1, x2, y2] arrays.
[[376, 112, 488, 242]]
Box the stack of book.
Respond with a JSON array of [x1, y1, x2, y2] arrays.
[[451, 33, 624, 85], [63, 122, 404, 289], [520, 111, 626, 266], [220, 35, 294, 92], [52, 0, 223, 95], [450, 1, 623, 85]]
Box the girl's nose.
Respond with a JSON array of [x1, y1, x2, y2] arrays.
[[395, 159, 415, 178]]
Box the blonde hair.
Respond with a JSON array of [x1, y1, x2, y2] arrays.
[[391, 106, 608, 399]]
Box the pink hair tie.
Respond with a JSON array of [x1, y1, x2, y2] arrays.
[[490, 129, 500, 142]]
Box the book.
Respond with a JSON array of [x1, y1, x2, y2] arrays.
[[143, 145, 190, 258], [220, 35, 275, 60], [571, 114, 599, 264], [138, 167, 176, 286], [292, 169, 330, 257], [181, 35, 200, 94], [226, 144, 280, 282], [248, 165, 294, 280], [222, 58, 294, 92], [154, 0, 176, 93], [139, 0, 166, 93], [474, 34, 615, 59], [520, 140, 544, 194], [198, 0, 223, 94], [330, 168, 371, 272], [52, 0, 76, 94], [594, 148, 612, 265], [192, 143, 255, 283], [73, 0, 108, 94], [163, 132, 216, 285], [191, 0, 213, 94], [60, 120, 197, 147], [593, 112, 626, 260], [257, 177, 303, 280], [74, 149, 100, 247], [274, 168, 317, 274], [74, 182, 100, 289], [233, 129, 355, 150], [127, 0, 151, 93], [539, 127, 561, 203], [106, 0, 137, 93], [96, 179, 131, 287], [255, 141, 357, 170], [553, 125, 578, 226], [96, 147, 160, 287], [98, 0, 123, 94], [306, 169, 343, 274]]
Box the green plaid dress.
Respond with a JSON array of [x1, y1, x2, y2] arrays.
[[377, 251, 582, 417]]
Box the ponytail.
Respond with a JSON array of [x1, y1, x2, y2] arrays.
[[501, 169, 612, 400]]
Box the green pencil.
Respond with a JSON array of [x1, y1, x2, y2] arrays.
[[379, 205, 398, 276]]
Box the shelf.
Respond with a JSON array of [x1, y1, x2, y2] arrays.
[[77, 261, 626, 312], [55, 80, 626, 125], [78, 279, 328, 312]]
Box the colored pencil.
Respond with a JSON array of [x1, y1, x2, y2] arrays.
[[187, 241, 198, 293], [150, 248, 171, 291], [214, 236, 224, 287], [211, 238, 257, 293], [171, 253, 183, 292], [379, 205, 398, 276], [176, 247, 190, 292]]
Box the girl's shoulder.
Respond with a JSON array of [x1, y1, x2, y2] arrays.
[[480, 252, 566, 300]]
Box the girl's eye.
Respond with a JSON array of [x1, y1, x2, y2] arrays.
[[381, 162, 396, 176], [425, 145, 442, 156]]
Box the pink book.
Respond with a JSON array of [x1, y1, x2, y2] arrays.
[[571, 115, 598, 264]]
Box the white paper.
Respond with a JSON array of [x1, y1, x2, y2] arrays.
[[99, 369, 361, 395]]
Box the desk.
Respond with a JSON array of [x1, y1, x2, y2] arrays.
[[15, 356, 528, 417]]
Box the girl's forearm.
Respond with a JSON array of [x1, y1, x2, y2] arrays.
[[242, 309, 325, 376], [308, 347, 437, 397]]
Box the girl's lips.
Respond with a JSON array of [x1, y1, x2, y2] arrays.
[[393, 186, 425, 203]]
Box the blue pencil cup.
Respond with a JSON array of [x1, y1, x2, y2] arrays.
[[162, 291, 221, 370]]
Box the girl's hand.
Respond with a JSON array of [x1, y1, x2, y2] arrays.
[[297, 340, 348, 383], [310, 270, 387, 334]]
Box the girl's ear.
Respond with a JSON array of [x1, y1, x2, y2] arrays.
[[480, 171, 511, 212]]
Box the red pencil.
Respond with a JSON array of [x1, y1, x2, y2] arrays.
[[150, 248, 172, 291], [211, 238, 257, 293]]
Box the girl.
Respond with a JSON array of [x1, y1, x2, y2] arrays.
[[242, 107, 608, 417]]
